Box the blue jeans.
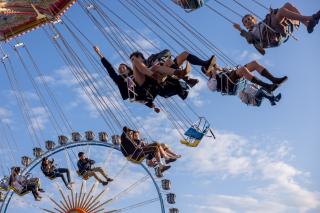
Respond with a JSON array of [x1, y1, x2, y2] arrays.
[[52, 168, 71, 186], [255, 88, 276, 106]]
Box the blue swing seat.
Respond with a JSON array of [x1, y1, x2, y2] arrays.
[[180, 117, 212, 147]]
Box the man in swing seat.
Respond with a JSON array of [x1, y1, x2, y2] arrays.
[[41, 157, 73, 190], [77, 152, 113, 186], [203, 56, 287, 95], [234, 2, 320, 54]]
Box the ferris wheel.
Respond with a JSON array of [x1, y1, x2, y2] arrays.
[[0, 131, 179, 213]]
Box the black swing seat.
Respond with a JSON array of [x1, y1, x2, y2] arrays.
[[173, 0, 207, 11]]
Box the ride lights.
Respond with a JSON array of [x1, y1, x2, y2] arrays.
[[98, 132, 108, 142], [85, 131, 95, 141]]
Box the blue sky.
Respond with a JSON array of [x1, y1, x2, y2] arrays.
[[0, 0, 320, 212]]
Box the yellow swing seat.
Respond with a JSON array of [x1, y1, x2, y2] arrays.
[[126, 156, 145, 164], [180, 139, 201, 147]]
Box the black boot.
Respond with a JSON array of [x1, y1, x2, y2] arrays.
[[183, 76, 199, 88], [251, 76, 278, 92], [307, 11, 320, 33], [186, 54, 208, 66], [261, 69, 288, 85]]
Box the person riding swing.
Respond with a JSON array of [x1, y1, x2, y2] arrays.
[[9, 167, 44, 201], [238, 83, 282, 107], [77, 152, 113, 186], [203, 56, 287, 95], [41, 157, 74, 190], [234, 2, 320, 54]]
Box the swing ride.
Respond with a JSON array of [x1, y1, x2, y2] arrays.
[[0, 0, 319, 212]]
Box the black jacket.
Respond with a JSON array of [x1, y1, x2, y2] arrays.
[[41, 161, 55, 177], [77, 158, 95, 175], [101, 57, 129, 100], [120, 132, 137, 157]]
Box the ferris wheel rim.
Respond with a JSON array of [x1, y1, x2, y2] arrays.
[[0, 140, 165, 213]]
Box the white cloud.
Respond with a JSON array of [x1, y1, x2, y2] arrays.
[[35, 75, 55, 84], [0, 107, 12, 124], [180, 131, 320, 213], [30, 106, 49, 130]]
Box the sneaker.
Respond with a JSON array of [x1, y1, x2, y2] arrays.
[[178, 90, 189, 100], [154, 108, 161, 113], [155, 167, 163, 178], [205, 55, 217, 71], [185, 78, 199, 88], [165, 158, 177, 164], [160, 165, 171, 173], [307, 12, 320, 33], [175, 155, 182, 159], [35, 197, 42, 201], [106, 178, 114, 182], [265, 84, 278, 93], [102, 181, 109, 186], [275, 93, 282, 102], [39, 188, 45, 193]]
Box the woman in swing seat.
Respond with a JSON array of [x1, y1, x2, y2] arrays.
[[234, 2, 320, 54], [203, 56, 287, 94], [41, 157, 73, 190], [94, 46, 160, 113], [239, 83, 282, 107], [9, 167, 43, 201]]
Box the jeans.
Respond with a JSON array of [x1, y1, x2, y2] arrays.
[[83, 167, 108, 183], [255, 88, 276, 106], [20, 183, 38, 199], [52, 168, 71, 187]]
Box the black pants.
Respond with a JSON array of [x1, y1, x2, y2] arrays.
[[52, 168, 71, 186], [21, 183, 38, 199]]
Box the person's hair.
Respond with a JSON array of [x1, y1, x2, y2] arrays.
[[41, 157, 48, 165], [78, 152, 85, 158], [118, 63, 133, 75], [242, 14, 255, 23], [130, 51, 145, 60]]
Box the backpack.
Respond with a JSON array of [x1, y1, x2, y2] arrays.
[[146, 49, 172, 67]]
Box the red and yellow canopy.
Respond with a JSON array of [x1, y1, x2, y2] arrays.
[[0, 0, 77, 41]]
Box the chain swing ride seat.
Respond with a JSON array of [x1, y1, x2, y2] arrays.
[[172, 0, 208, 12], [180, 117, 215, 147]]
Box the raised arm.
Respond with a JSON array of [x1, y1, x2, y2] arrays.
[[94, 46, 120, 83], [233, 23, 265, 55]]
